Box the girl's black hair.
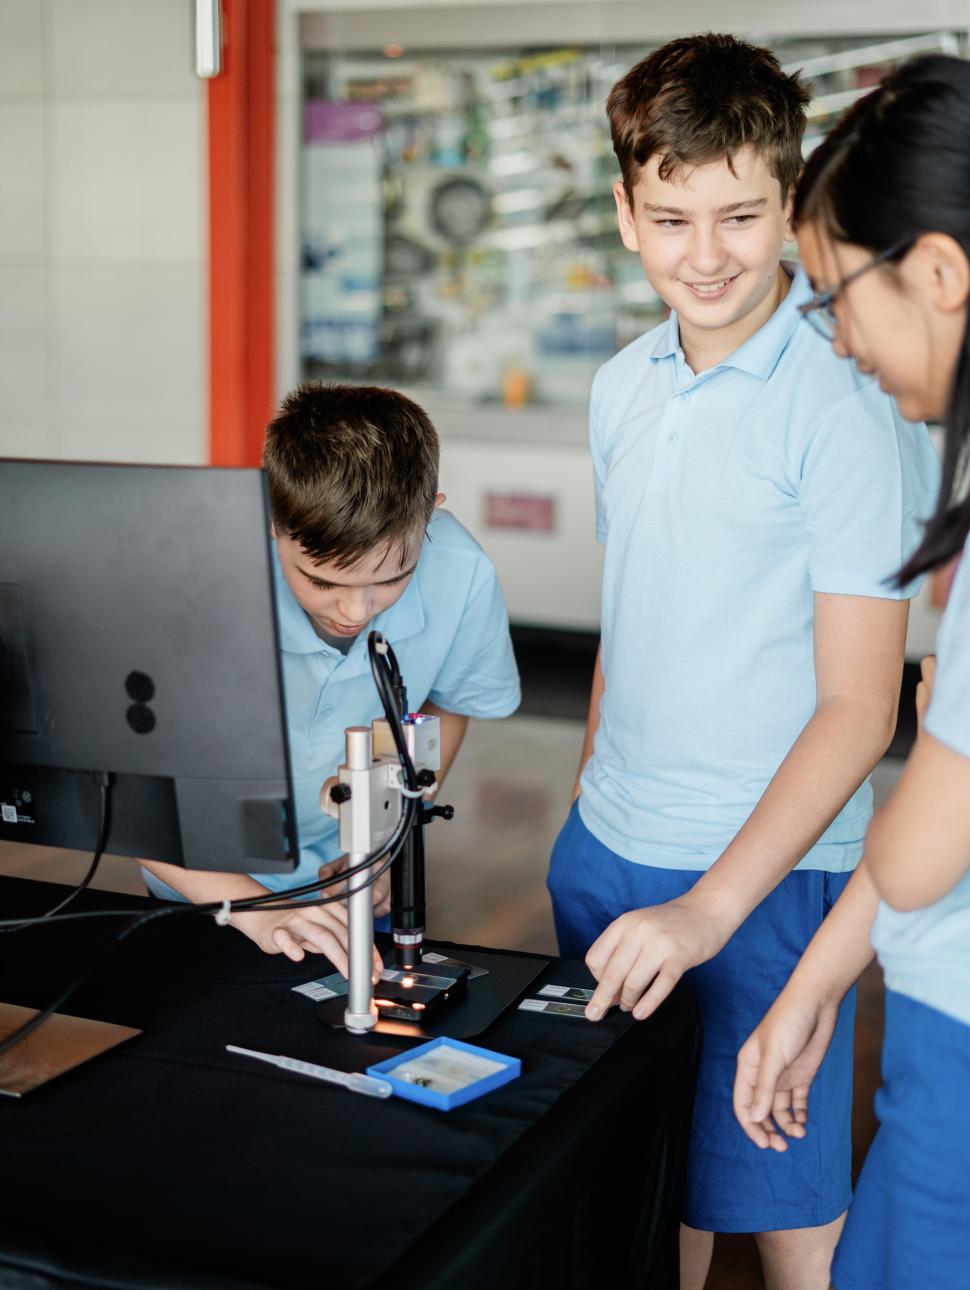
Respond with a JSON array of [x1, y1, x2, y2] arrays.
[[794, 53, 970, 584]]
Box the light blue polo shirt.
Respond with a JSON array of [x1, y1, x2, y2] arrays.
[[872, 540, 970, 1027], [579, 266, 940, 873], [145, 509, 519, 897]]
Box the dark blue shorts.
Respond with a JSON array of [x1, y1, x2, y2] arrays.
[[548, 800, 855, 1233], [833, 990, 970, 1290]]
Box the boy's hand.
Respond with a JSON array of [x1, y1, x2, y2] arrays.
[[584, 897, 730, 1022], [915, 654, 936, 732], [318, 856, 391, 918], [229, 901, 382, 980], [734, 992, 840, 1152]]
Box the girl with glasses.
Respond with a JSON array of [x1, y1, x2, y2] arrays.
[[734, 53, 970, 1290]]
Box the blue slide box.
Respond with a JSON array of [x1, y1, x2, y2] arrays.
[[367, 1036, 521, 1111]]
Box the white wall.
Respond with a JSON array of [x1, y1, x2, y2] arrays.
[[0, 0, 207, 465]]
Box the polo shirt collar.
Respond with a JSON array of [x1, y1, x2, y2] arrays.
[[647, 311, 681, 361], [649, 262, 810, 381], [721, 263, 810, 380]]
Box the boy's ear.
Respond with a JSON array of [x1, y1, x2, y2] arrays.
[[613, 179, 641, 255], [782, 192, 796, 245], [433, 492, 446, 510]]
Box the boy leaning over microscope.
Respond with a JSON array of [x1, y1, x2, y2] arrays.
[[142, 383, 520, 973]]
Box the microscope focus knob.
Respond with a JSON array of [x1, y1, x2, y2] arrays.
[[429, 804, 454, 821], [330, 783, 352, 805]]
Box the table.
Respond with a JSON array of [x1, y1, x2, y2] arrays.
[[0, 878, 699, 1290]]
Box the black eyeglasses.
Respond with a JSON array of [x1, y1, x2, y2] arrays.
[[798, 238, 914, 340]]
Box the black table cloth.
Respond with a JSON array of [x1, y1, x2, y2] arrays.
[[0, 878, 699, 1290]]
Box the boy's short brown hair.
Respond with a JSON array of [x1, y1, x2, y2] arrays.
[[262, 383, 439, 569], [608, 33, 810, 206]]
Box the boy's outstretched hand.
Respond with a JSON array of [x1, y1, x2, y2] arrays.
[[584, 897, 730, 1022], [733, 992, 839, 1151], [230, 897, 382, 980]]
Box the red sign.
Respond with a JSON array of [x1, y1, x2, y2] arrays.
[[484, 493, 556, 533]]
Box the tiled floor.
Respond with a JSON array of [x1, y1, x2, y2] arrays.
[[0, 716, 902, 1290]]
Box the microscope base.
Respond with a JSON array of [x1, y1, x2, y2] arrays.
[[317, 942, 547, 1041]]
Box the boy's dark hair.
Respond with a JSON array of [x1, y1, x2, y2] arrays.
[[262, 383, 439, 569], [607, 33, 810, 207], [795, 54, 970, 586]]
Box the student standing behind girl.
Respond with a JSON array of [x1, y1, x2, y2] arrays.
[[734, 53, 970, 1290]]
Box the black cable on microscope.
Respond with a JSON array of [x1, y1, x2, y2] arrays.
[[368, 631, 417, 790]]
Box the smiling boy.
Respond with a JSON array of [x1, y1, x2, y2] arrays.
[[546, 34, 939, 1290], [143, 383, 520, 973]]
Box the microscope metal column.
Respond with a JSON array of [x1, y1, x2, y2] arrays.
[[343, 726, 379, 1032], [325, 724, 404, 1034]]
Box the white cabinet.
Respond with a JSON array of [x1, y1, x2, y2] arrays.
[[435, 407, 603, 630]]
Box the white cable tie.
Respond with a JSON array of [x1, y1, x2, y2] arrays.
[[400, 785, 425, 799], [214, 898, 232, 927]]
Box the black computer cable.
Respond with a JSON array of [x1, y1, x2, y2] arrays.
[[0, 902, 176, 1059], [0, 811, 413, 1059], [0, 772, 112, 935], [0, 797, 415, 929]]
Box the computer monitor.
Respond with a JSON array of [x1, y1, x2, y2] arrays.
[[0, 460, 299, 875]]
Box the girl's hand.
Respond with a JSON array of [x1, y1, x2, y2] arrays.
[[734, 990, 840, 1151]]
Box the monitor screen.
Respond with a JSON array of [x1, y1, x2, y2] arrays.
[[0, 460, 299, 875]]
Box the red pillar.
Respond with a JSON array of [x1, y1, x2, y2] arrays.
[[207, 0, 276, 466]]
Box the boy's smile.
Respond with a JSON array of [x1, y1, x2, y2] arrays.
[[614, 146, 793, 370], [682, 272, 741, 301]]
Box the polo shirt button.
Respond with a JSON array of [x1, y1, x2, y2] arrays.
[[677, 392, 690, 403], [667, 432, 677, 443]]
